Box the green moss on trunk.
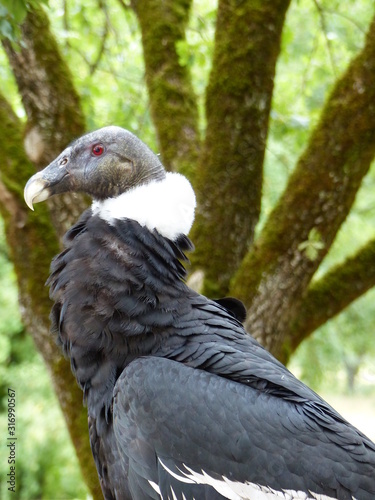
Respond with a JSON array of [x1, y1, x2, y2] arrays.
[[191, 0, 291, 297]]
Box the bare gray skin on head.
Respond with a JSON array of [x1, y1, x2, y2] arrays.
[[24, 126, 166, 209]]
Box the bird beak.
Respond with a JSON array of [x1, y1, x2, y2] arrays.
[[24, 159, 70, 210], [24, 171, 52, 210]]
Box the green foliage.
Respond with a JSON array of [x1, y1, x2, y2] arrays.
[[0, 0, 49, 41], [0, 219, 89, 499], [47, 0, 156, 149]]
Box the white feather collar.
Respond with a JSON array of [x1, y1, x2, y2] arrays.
[[91, 172, 196, 240]]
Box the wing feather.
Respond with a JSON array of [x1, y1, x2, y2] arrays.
[[113, 357, 375, 500]]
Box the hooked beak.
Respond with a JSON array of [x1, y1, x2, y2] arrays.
[[24, 171, 52, 210], [24, 160, 70, 210]]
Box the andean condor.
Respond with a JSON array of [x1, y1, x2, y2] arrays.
[[24, 126, 375, 500]]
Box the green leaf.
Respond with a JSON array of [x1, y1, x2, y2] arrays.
[[298, 228, 325, 261], [0, 0, 27, 23]]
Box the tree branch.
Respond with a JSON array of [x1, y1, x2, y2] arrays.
[[320, 8, 366, 35], [130, 0, 200, 174], [288, 238, 375, 354], [312, 0, 337, 75], [89, 0, 110, 76], [231, 12, 375, 361], [191, 0, 292, 297]]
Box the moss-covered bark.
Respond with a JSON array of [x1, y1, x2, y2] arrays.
[[191, 0, 291, 297], [130, 0, 200, 175], [288, 238, 375, 355], [231, 12, 375, 362], [1, 8, 101, 498], [2, 7, 87, 239]]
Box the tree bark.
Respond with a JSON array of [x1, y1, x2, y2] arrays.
[[231, 12, 375, 363], [191, 0, 292, 297], [130, 0, 200, 175], [1, 7, 101, 498]]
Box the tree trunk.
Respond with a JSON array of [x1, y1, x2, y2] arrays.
[[2, 8, 88, 238], [191, 0, 291, 297], [1, 7, 101, 498]]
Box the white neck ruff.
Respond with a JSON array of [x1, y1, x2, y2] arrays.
[[91, 172, 196, 240]]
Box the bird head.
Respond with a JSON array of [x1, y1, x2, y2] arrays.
[[24, 126, 166, 209]]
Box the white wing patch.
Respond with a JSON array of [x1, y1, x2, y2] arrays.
[[92, 172, 196, 240], [148, 480, 161, 495], [157, 458, 355, 500]]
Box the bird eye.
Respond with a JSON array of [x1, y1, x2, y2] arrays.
[[92, 144, 105, 156]]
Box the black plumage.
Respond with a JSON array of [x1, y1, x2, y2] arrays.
[[24, 126, 375, 500]]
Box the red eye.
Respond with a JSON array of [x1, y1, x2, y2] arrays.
[[92, 144, 104, 156]]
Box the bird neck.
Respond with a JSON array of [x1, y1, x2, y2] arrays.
[[91, 172, 196, 241], [48, 209, 194, 422]]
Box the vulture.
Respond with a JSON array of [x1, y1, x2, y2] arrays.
[[24, 126, 375, 500]]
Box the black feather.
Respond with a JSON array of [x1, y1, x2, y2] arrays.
[[46, 210, 375, 500]]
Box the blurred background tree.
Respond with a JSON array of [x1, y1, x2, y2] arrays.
[[0, 0, 374, 498]]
